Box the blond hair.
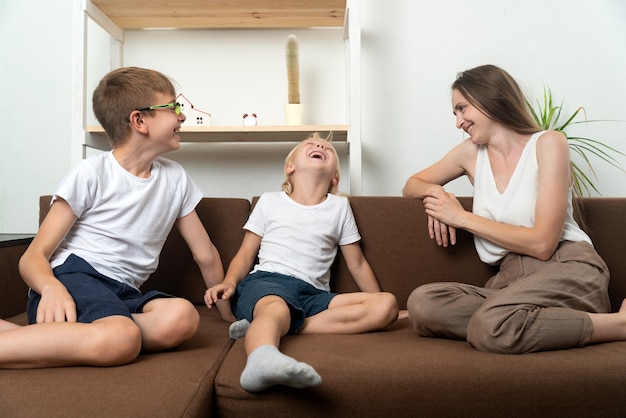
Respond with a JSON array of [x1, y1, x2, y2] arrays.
[[281, 132, 341, 195]]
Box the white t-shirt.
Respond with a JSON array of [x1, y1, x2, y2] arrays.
[[245, 191, 361, 291], [473, 131, 591, 265], [50, 151, 203, 289]]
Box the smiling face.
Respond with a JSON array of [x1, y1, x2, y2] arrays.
[[140, 92, 186, 153], [282, 134, 341, 194], [451, 88, 493, 144]]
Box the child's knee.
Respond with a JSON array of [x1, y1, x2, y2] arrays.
[[153, 298, 199, 346], [92, 316, 142, 366], [369, 292, 399, 328]]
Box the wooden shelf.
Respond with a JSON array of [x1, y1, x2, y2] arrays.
[[86, 125, 348, 143], [91, 0, 347, 29]]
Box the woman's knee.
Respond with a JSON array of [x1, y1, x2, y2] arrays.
[[407, 284, 445, 336], [466, 308, 525, 354]]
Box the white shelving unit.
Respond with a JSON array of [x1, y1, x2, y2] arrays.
[[72, 0, 362, 194]]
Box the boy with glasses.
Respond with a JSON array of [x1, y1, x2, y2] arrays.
[[0, 67, 233, 368]]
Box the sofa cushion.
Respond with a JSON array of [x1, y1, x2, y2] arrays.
[[1, 308, 232, 417], [214, 320, 626, 417]]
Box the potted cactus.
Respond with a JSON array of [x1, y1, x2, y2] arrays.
[[284, 34, 303, 125]]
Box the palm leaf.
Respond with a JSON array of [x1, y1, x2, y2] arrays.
[[526, 88, 625, 196]]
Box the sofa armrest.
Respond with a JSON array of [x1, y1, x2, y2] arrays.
[[0, 236, 32, 319]]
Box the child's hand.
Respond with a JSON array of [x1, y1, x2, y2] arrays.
[[37, 282, 77, 323], [204, 283, 235, 309], [398, 309, 409, 320]]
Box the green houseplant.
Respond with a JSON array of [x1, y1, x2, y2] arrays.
[[527, 89, 625, 196]]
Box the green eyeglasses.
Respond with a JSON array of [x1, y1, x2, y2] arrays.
[[136, 102, 182, 115]]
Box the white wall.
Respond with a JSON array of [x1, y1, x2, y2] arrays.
[[0, 0, 73, 233], [2, 0, 626, 233], [361, 0, 626, 197]]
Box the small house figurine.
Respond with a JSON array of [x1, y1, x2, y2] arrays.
[[176, 93, 212, 125]]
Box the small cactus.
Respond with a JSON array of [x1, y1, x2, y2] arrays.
[[285, 34, 300, 104]]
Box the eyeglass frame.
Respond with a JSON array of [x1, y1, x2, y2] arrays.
[[135, 102, 182, 115]]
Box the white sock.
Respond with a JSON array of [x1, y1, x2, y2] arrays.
[[240, 345, 322, 392], [229, 319, 251, 339]]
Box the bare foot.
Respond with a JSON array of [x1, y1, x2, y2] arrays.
[[589, 298, 626, 343], [0, 319, 21, 332]]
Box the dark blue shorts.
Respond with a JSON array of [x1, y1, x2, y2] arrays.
[[232, 270, 337, 334], [27, 254, 173, 324]]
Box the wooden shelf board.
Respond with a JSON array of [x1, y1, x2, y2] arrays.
[[91, 0, 347, 29], [86, 125, 348, 143]]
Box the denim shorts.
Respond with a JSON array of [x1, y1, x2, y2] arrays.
[[27, 253, 173, 324], [232, 270, 337, 334]]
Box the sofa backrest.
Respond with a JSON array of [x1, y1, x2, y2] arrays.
[[330, 197, 497, 309], [333, 197, 626, 311], [38, 195, 626, 311]]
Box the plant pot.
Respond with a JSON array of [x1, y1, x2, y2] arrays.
[[284, 103, 303, 126]]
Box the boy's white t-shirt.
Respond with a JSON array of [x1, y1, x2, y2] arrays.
[[245, 191, 361, 292], [50, 151, 203, 289]]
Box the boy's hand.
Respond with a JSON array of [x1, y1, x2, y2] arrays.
[[204, 283, 236, 309], [37, 282, 77, 323]]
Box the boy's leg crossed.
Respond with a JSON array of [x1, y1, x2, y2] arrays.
[[300, 291, 398, 334], [0, 315, 141, 368], [132, 297, 199, 351]]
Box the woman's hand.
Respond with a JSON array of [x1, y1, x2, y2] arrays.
[[423, 189, 464, 247], [427, 214, 457, 247]]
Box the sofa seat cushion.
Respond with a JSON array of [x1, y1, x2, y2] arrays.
[[214, 320, 626, 417], [0, 307, 233, 418]]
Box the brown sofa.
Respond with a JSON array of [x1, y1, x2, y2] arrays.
[[2, 196, 626, 417]]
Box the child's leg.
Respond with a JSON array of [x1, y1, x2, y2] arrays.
[[0, 319, 20, 332], [0, 315, 141, 368], [240, 295, 321, 392], [299, 291, 398, 334], [132, 297, 199, 351]]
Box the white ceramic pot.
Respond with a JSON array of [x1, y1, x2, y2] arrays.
[[284, 103, 303, 125]]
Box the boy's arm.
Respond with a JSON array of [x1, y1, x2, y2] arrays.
[[175, 210, 235, 321], [205, 231, 261, 306], [339, 242, 381, 293], [18, 198, 78, 323]]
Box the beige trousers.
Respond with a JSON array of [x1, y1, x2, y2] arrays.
[[407, 241, 610, 353]]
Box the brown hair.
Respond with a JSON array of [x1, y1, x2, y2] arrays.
[[92, 67, 176, 147], [281, 132, 341, 195], [452, 65, 539, 135]]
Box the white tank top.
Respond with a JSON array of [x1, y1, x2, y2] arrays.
[[473, 131, 591, 265]]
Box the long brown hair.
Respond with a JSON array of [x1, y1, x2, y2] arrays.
[[453, 65, 539, 135]]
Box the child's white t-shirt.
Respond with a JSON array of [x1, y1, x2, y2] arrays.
[[50, 151, 203, 289], [245, 191, 361, 291]]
